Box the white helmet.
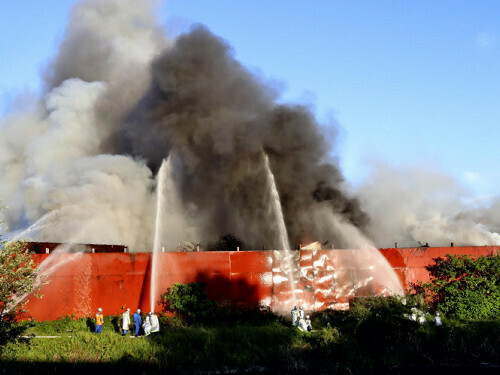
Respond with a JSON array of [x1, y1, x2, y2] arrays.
[[306, 315, 310, 319], [137, 309, 141, 313], [98, 308, 102, 312], [126, 308, 130, 311], [148, 311, 152, 315]]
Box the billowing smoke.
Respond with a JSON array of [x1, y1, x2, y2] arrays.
[[0, 0, 498, 251], [357, 162, 500, 247], [115, 24, 368, 249], [0, 0, 168, 251]]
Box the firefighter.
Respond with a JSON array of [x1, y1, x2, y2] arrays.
[[433, 312, 443, 326], [133, 309, 142, 337], [291, 306, 299, 326], [121, 308, 131, 336], [298, 316, 307, 332], [143, 312, 152, 338], [150, 312, 160, 336], [304, 315, 312, 331], [298, 306, 305, 320], [95, 308, 104, 334]]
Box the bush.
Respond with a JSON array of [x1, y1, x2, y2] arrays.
[[161, 282, 216, 324], [161, 282, 281, 327], [413, 253, 500, 319], [0, 241, 40, 316], [0, 238, 45, 347]]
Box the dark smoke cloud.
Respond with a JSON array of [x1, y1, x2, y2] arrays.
[[43, 0, 168, 155], [116, 25, 368, 248]]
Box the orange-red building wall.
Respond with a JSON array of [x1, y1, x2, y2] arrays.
[[24, 246, 498, 321]]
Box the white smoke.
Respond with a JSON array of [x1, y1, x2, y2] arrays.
[[357, 162, 500, 248], [30, 79, 106, 174], [0, 0, 177, 251]]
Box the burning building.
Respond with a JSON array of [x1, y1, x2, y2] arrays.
[[1, 0, 499, 320], [17, 241, 498, 320]]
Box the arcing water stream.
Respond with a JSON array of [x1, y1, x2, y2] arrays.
[[263, 152, 298, 307], [150, 157, 170, 313], [263, 154, 291, 252], [8, 209, 62, 242], [4, 242, 83, 314]]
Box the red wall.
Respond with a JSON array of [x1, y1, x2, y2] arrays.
[[23, 246, 498, 321], [380, 246, 499, 286]]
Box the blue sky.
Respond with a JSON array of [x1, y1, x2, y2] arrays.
[[2, 0, 499, 199]]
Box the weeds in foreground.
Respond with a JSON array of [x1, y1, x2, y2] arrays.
[[1, 299, 499, 374]]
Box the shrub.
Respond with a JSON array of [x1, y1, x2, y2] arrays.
[[413, 253, 500, 319], [0, 236, 45, 347], [161, 282, 280, 327], [161, 282, 216, 324], [0, 241, 40, 317]]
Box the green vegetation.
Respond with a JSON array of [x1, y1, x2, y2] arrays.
[[413, 253, 500, 319], [1, 254, 500, 373], [0, 219, 45, 347], [161, 281, 278, 327], [0, 296, 499, 374], [161, 282, 216, 324]]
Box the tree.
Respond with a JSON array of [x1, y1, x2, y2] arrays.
[[0, 241, 40, 317], [1, 217, 44, 345], [413, 253, 500, 319]]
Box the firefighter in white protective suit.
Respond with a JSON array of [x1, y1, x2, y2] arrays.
[[433, 312, 442, 326], [121, 308, 131, 336], [143, 312, 152, 338], [291, 306, 299, 326], [298, 315, 312, 332], [150, 312, 160, 336]]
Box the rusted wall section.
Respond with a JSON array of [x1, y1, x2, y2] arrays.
[[24, 246, 498, 321]]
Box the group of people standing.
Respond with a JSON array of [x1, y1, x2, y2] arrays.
[[94, 308, 160, 338], [96, 305, 315, 335], [291, 305, 312, 331]]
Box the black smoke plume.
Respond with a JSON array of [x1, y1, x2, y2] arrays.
[[117, 25, 368, 248]]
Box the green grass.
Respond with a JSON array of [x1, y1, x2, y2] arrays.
[[1, 320, 301, 374], [1, 307, 499, 375]]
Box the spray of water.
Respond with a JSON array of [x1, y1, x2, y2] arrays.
[[328, 211, 404, 295], [263, 153, 291, 251], [5, 243, 83, 314], [263, 152, 297, 307], [5, 219, 103, 315], [8, 209, 62, 242], [150, 157, 169, 313]]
